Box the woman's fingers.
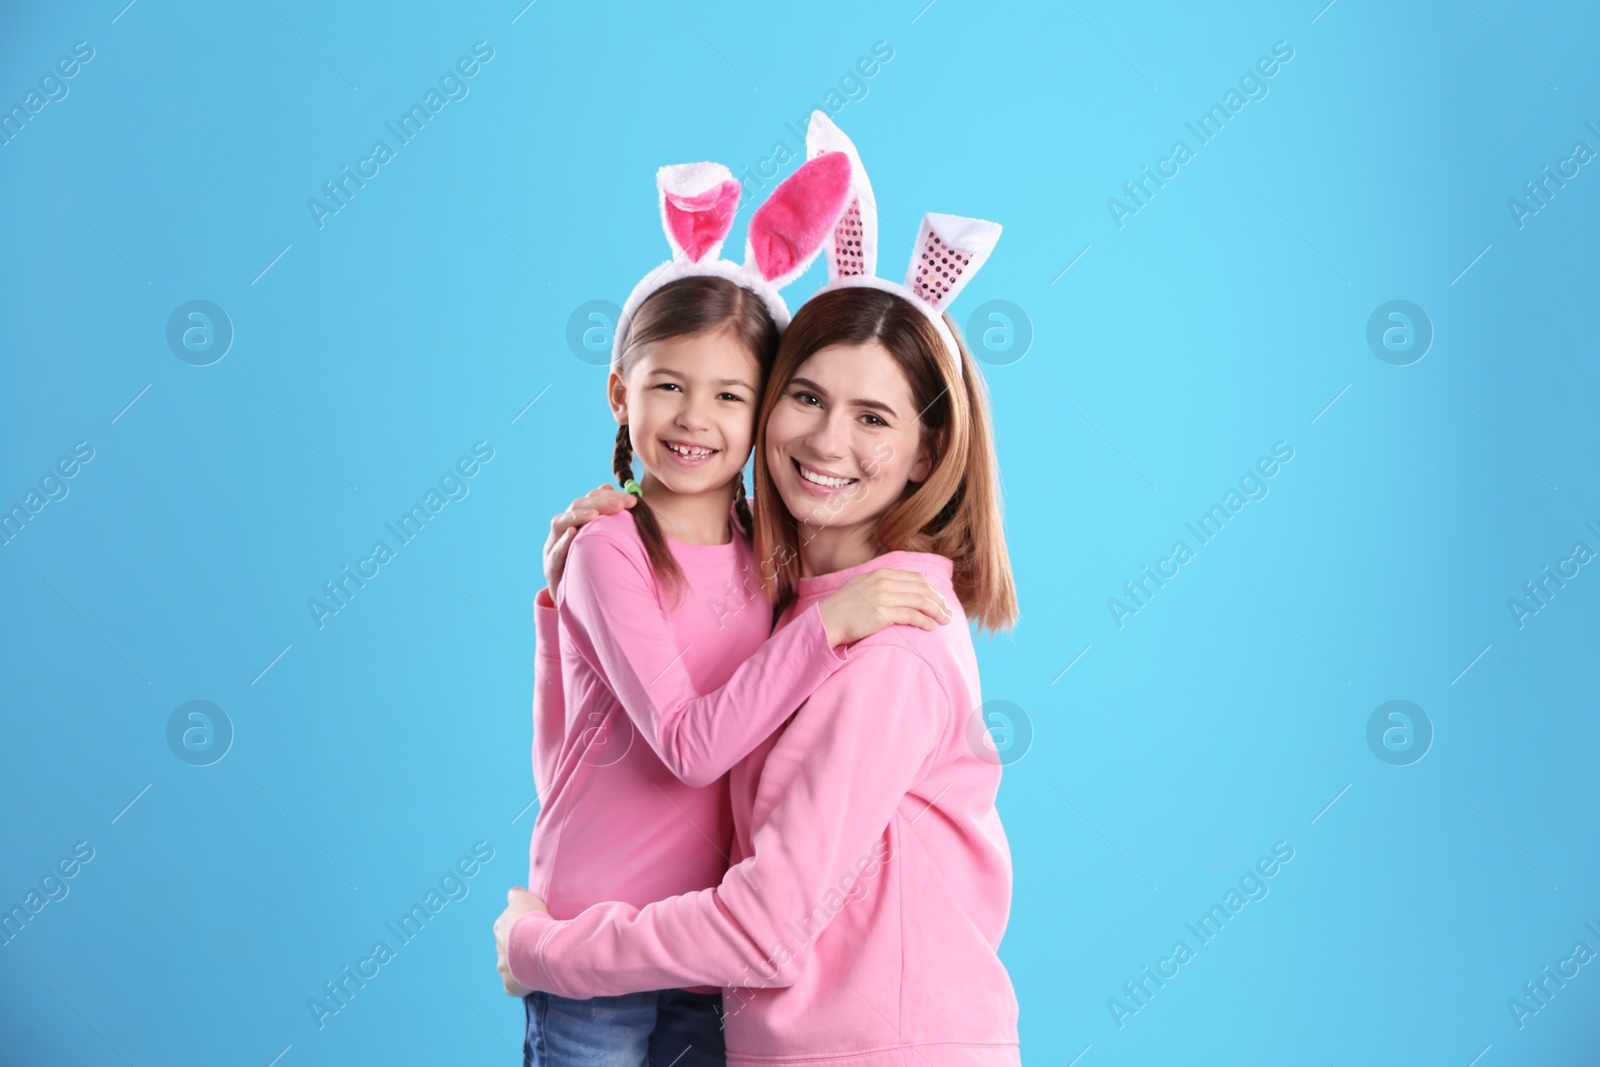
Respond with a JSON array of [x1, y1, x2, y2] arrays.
[[550, 508, 595, 539], [573, 488, 635, 513]]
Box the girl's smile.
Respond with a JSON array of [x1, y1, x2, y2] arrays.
[[661, 438, 721, 467]]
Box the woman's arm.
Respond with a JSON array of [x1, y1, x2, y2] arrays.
[[505, 643, 948, 996]]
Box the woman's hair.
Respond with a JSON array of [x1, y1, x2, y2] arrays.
[[613, 274, 780, 597], [750, 286, 1017, 631]]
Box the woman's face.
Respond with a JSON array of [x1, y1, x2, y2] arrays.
[[764, 340, 933, 547]]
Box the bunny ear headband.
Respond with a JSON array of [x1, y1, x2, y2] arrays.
[[611, 149, 855, 371], [805, 111, 1001, 380]]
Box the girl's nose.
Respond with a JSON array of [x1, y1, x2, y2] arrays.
[[673, 396, 710, 432]]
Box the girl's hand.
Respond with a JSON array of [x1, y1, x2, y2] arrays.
[[818, 569, 953, 648], [544, 484, 637, 592], [494, 887, 549, 997]]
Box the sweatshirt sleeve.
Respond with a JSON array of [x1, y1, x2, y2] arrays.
[[558, 525, 849, 788], [507, 643, 947, 997], [530, 587, 562, 801]]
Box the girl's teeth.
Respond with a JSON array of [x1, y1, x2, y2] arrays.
[[801, 466, 854, 488], [666, 442, 714, 457]]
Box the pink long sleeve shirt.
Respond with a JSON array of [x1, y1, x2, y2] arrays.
[[512, 550, 1021, 1067], [526, 509, 847, 928]]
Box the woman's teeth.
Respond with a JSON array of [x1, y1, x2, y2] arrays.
[[798, 462, 856, 488]]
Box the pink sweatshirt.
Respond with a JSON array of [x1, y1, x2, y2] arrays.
[[512, 550, 1020, 1067], [526, 509, 847, 927]]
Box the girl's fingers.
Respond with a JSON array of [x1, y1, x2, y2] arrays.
[[891, 607, 936, 631], [870, 592, 952, 628], [874, 571, 948, 607]]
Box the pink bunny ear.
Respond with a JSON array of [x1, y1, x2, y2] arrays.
[[744, 151, 853, 289], [806, 111, 877, 281], [657, 163, 741, 263], [904, 212, 1001, 313]]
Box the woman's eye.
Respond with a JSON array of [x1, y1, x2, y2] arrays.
[[790, 391, 820, 406], [862, 414, 887, 428]]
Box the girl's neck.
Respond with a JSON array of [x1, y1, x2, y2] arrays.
[[639, 472, 737, 545], [798, 525, 882, 578]]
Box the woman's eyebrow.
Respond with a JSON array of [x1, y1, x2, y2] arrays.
[[789, 376, 898, 418]]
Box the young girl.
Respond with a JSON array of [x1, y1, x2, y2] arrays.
[[497, 114, 1023, 1066], [517, 152, 952, 1066]]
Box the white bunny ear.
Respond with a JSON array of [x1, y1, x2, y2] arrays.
[[743, 149, 853, 291], [904, 212, 1001, 313], [657, 162, 741, 263], [806, 110, 877, 281]]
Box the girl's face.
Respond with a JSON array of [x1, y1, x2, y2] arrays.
[[609, 329, 761, 498], [764, 341, 933, 546]]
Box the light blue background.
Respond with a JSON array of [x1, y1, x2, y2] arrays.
[[3, 1, 1598, 1063]]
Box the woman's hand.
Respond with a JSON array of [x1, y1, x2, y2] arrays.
[[494, 887, 549, 997], [818, 569, 954, 648], [544, 484, 637, 592]]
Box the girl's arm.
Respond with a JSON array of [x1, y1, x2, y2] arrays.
[[536, 488, 947, 789], [506, 643, 947, 995], [560, 524, 852, 787], [530, 485, 635, 797], [529, 588, 562, 800]]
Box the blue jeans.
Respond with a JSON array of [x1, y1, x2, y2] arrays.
[[522, 988, 725, 1067]]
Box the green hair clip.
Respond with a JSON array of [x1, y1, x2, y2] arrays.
[[622, 478, 644, 499]]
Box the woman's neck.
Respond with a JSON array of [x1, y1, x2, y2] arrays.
[[639, 472, 736, 545], [798, 525, 882, 578]]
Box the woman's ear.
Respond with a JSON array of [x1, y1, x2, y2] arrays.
[[908, 427, 945, 484], [607, 370, 628, 424]]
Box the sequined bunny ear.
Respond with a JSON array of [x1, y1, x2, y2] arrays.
[[904, 212, 1001, 314], [802, 111, 1001, 380], [805, 110, 878, 282]]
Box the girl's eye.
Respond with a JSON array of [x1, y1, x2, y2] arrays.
[[655, 383, 682, 393], [717, 392, 745, 403]]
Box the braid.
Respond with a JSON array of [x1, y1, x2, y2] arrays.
[[732, 471, 753, 538], [612, 422, 634, 489], [611, 424, 685, 600]]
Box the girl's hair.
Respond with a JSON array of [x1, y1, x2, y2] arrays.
[[750, 286, 1017, 631], [613, 274, 780, 597]]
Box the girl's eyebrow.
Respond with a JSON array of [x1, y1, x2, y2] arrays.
[[790, 376, 899, 419], [648, 367, 755, 390]]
